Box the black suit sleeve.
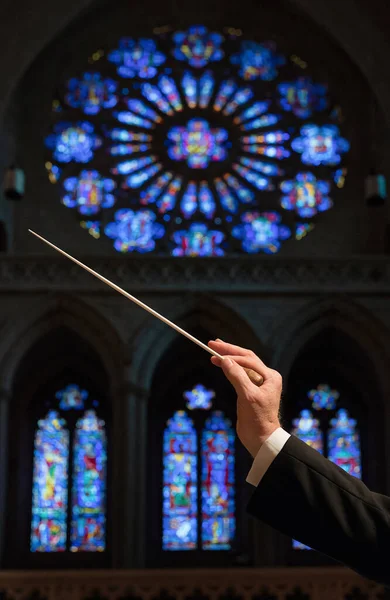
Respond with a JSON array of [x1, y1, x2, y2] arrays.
[[247, 435, 390, 586]]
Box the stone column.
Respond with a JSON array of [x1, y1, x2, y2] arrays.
[[0, 387, 9, 566], [111, 375, 149, 568]]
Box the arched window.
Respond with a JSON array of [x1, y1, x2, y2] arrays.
[[30, 385, 107, 554], [44, 26, 350, 255], [291, 384, 361, 550], [162, 388, 235, 552]]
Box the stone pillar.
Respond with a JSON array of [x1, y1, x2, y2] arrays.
[[111, 375, 149, 568], [0, 387, 9, 566]]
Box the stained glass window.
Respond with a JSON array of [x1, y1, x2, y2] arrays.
[[71, 411, 107, 552], [184, 384, 215, 410], [162, 400, 236, 553], [31, 411, 69, 552], [308, 384, 339, 411], [46, 27, 350, 255], [291, 410, 323, 454], [30, 387, 107, 555], [328, 409, 361, 478], [56, 384, 88, 411], [201, 411, 235, 550], [291, 386, 361, 551], [162, 411, 198, 550]]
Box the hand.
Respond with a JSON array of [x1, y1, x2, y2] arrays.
[[208, 339, 282, 458]]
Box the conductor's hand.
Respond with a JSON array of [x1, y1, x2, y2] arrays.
[[208, 339, 282, 458]]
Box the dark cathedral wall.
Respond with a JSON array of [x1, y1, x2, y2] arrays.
[[0, 289, 389, 568], [0, 0, 389, 572], [7, 0, 376, 256]]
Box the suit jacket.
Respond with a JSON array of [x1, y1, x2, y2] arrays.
[[247, 435, 390, 586]]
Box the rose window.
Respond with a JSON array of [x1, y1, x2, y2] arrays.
[[45, 25, 350, 256]]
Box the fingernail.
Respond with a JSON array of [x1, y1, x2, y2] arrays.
[[223, 357, 232, 366], [216, 338, 223, 342]]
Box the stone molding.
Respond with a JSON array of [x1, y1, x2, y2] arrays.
[[0, 256, 389, 293]]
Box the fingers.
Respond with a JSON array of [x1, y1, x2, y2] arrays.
[[212, 354, 266, 375], [209, 339, 268, 372], [209, 339, 252, 357], [218, 357, 253, 395]]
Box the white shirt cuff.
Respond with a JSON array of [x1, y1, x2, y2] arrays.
[[246, 428, 291, 487]]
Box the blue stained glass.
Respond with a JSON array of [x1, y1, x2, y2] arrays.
[[181, 182, 198, 218], [213, 80, 237, 112], [231, 41, 285, 81], [65, 73, 118, 115], [199, 71, 215, 108], [141, 83, 174, 115], [233, 101, 270, 125], [110, 143, 150, 155], [308, 384, 339, 410], [240, 114, 280, 130], [30, 411, 69, 552], [141, 172, 173, 206], [112, 155, 157, 175], [172, 223, 225, 257], [223, 173, 254, 204], [292, 410, 324, 454], [56, 385, 88, 411], [280, 172, 332, 218], [115, 110, 156, 129], [108, 129, 151, 143], [242, 131, 289, 144], [172, 25, 224, 68], [278, 77, 328, 119], [328, 409, 361, 478], [71, 411, 107, 552], [295, 222, 314, 240], [157, 176, 183, 213], [108, 38, 166, 79], [241, 145, 290, 160], [47, 28, 350, 257], [232, 211, 291, 253], [46, 122, 101, 163], [163, 411, 197, 551], [184, 384, 215, 410], [238, 157, 283, 176], [215, 178, 238, 213], [334, 168, 347, 188], [167, 119, 229, 169], [105, 208, 164, 253], [62, 170, 116, 215], [199, 181, 216, 218], [80, 220, 101, 239], [201, 411, 235, 550], [292, 125, 350, 166], [127, 99, 162, 124], [125, 163, 162, 188], [159, 76, 183, 112], [182, 72, 197, 108], [223, 88, 253, 116], [233, 164, 271, 190]]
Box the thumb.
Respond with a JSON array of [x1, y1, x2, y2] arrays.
[[221, 357, 251, 394]]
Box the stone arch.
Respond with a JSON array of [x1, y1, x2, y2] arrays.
[[0, 294, 126, 394], [129, 294, 266, 391], [272, 295, 390, 497], [0, 0, 390, 128], [272, 296, 390, 387]]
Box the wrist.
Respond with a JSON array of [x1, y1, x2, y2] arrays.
[[243, 423, 281, 458]]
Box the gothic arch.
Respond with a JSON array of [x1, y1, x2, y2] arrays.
[[272, 296, 390, 388], [272, 296, 390, 496], [129, 295, 266, 391], [1, 0, 390, 128], [0, 294, 125, 394]]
